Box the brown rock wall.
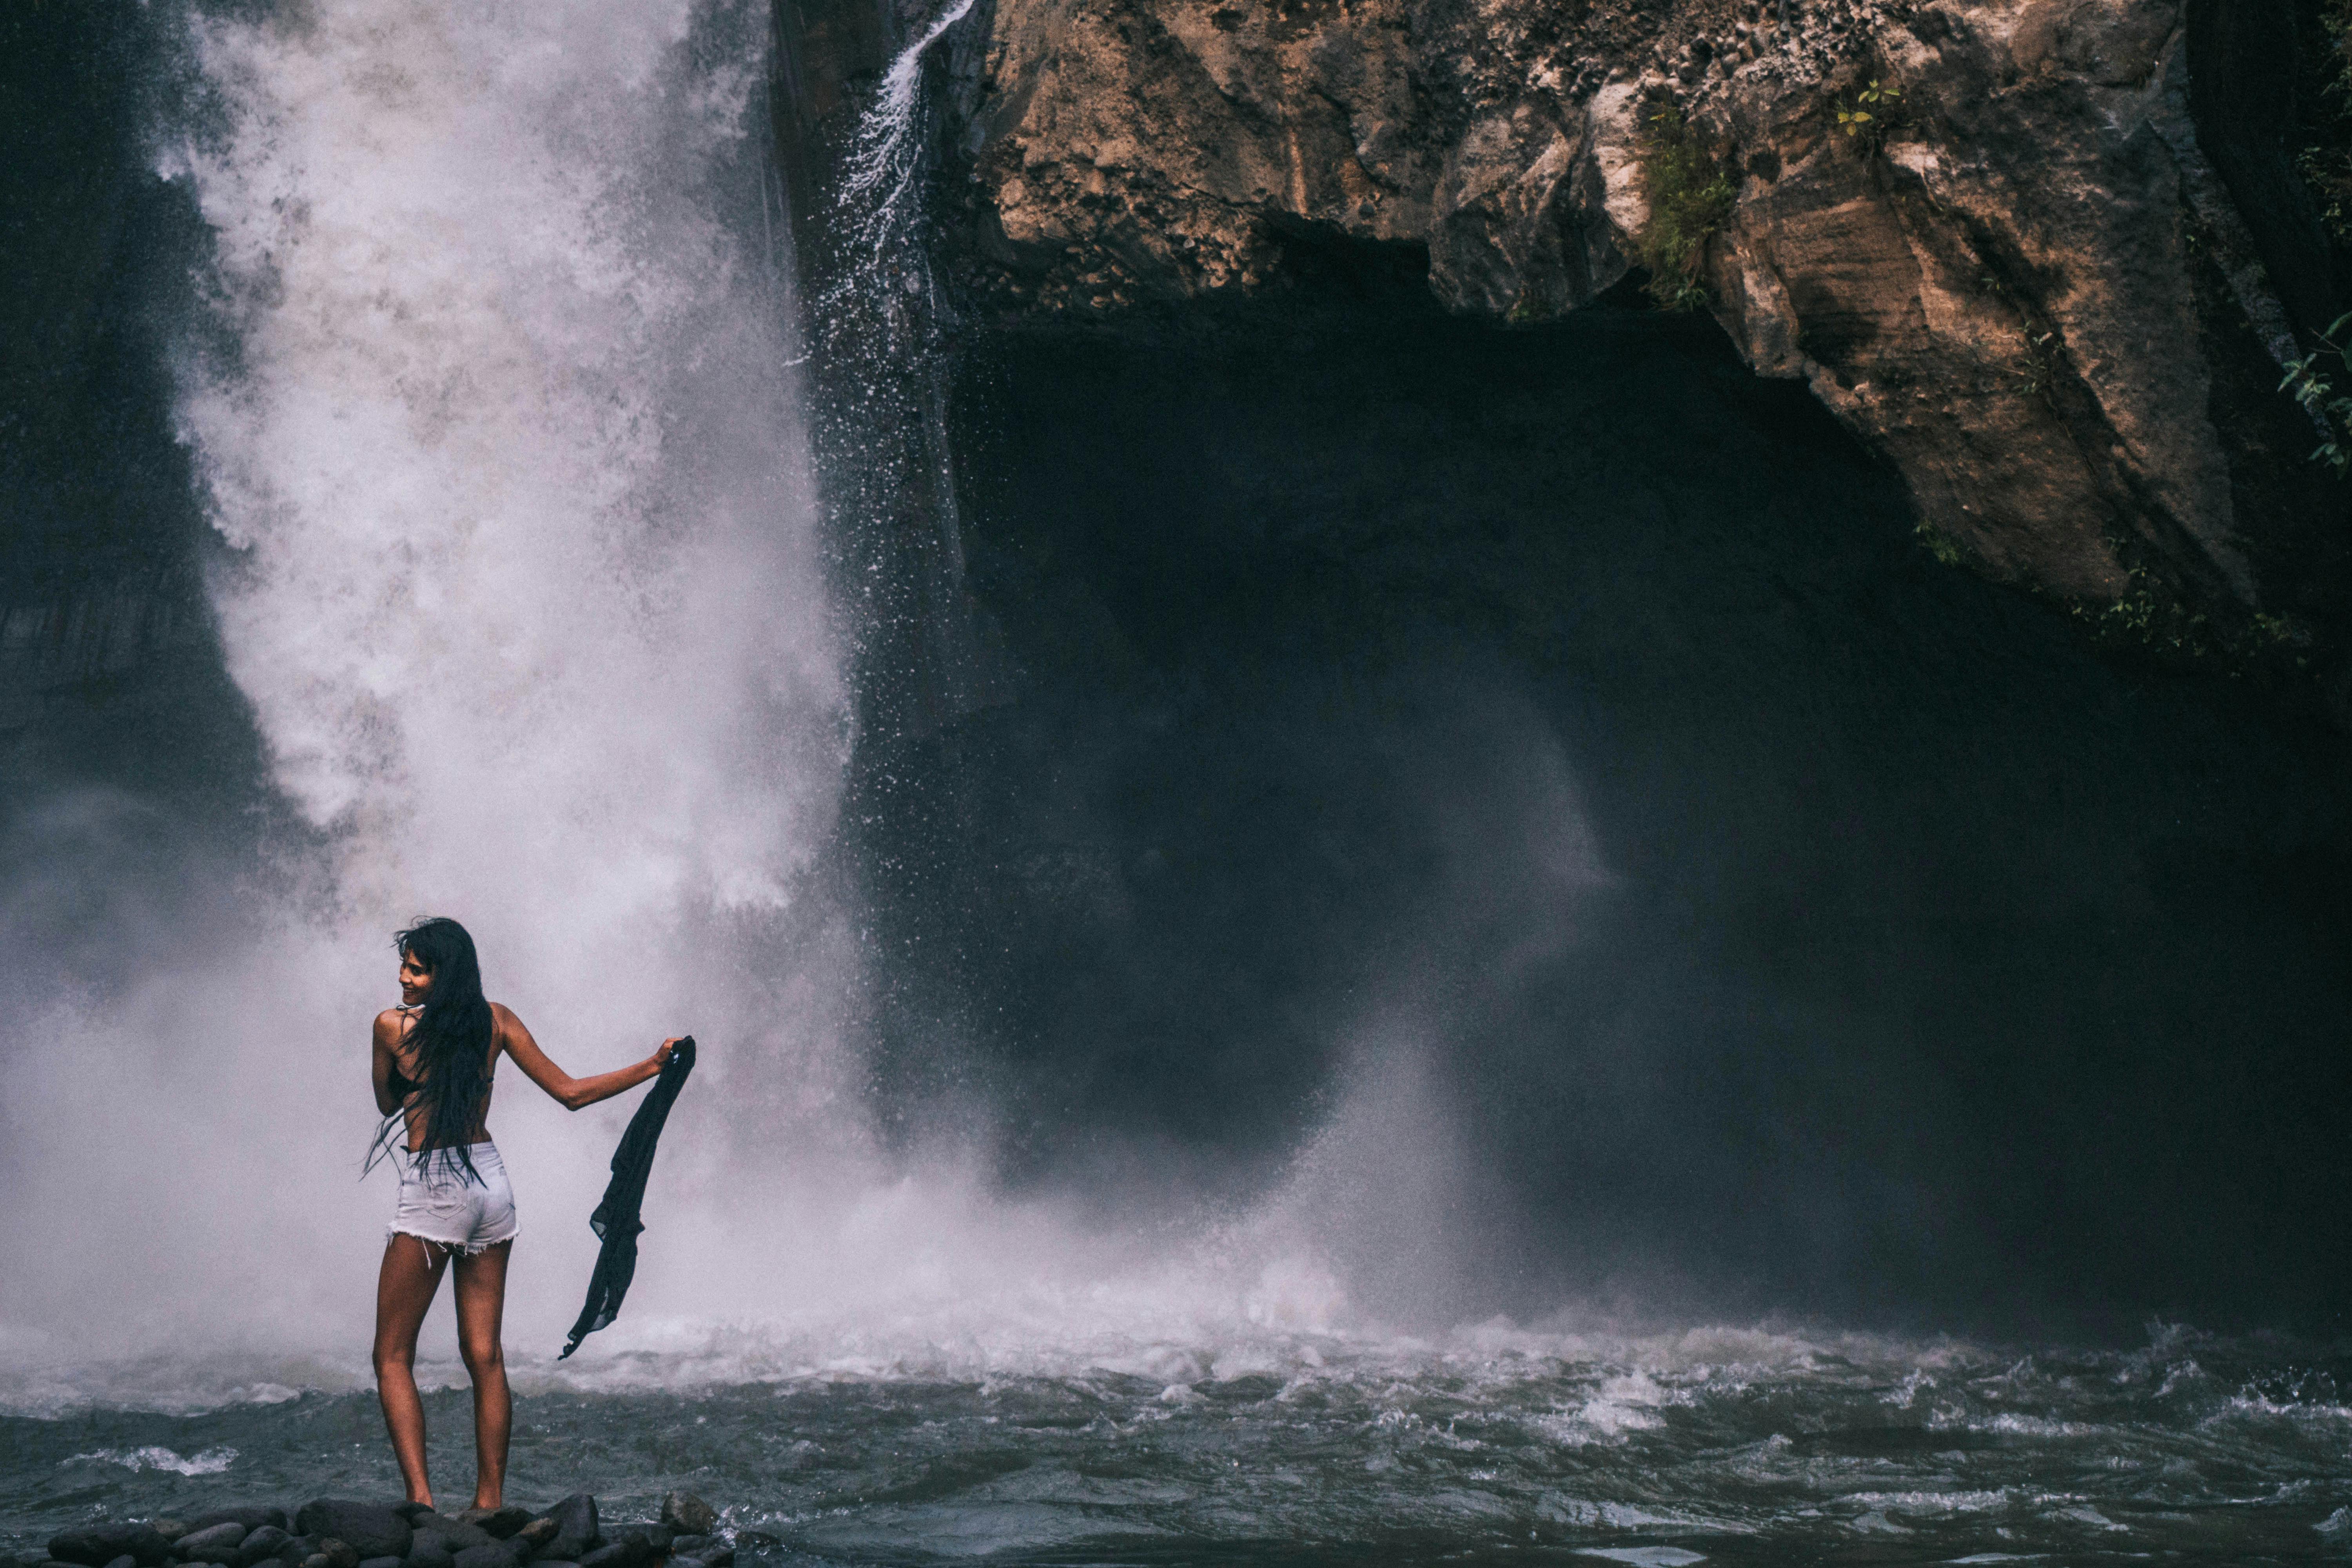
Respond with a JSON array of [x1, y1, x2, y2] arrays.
[[912, 0, 2347, 674]]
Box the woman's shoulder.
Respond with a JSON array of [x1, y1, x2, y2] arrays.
[[373, 1007, 410, 1044]]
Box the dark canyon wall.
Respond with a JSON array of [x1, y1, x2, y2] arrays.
[[0, 3, 268, 996], [886, 0, 2352, 716], [859, 291, 2352, 1339], [776, 0, 2352, 1334]]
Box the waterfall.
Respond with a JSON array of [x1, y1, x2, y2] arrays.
[[0, 0, 863, 1376], [806, 0, 1007, 746], [836, 0, 981, 272], [172, 0, 842, 943], [0, 0, 1490, 1407]]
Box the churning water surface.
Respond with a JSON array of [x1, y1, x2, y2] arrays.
[[6, 1323, 2352, 1565]]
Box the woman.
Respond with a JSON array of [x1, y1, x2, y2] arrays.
[[370, 916, 681, 1510]]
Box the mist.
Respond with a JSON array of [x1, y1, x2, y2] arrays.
[[3, 0, 852, 1387], [5, 0, 2352, 1437], [0, 0, 1537, 1416]]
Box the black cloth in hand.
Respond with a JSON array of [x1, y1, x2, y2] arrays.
[[559, 1035, 696, 1359]]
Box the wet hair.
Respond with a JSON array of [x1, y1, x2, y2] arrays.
[[367, 915, 497, 1185]]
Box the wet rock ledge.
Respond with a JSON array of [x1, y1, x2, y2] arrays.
[[13, 1494, 735, 1568], [776, 0, 2352, 715]]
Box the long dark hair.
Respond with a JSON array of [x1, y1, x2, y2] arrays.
[[367, 916, 497, 1185]]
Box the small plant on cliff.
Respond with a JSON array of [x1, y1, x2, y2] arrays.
[[2015, 327, 2060, 408], [2071, 568, 2214, 666], [1913, 520, 1964, 568], [1833, 78, 1904, 154], [1635, 105, 1735, 312], [2280, 310, 2352, 475], [2296, 2, 2352, 244]]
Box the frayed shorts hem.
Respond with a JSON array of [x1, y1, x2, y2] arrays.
[[386, 1225, 519, 1257]]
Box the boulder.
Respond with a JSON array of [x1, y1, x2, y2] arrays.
[[232, 1531, 291, 1568], [673, 1549, 728, 1568], [571, 1546, 638, 1568], [657, 1499, 713, 1539], [187, 1516, 287, 1540], [293, 1510, 407, 1566], [357, 1557, 403, 1568], [615, 1530, 669, 1557], [401, 1539, 451, 1568], [152, 1528, 189, 1546], [448, 1546, 515, 1568], [505, 1522, 555, 1560], [175, 1524, 249, 1564], [104, 1557, 139, 1568], [532, 1500, 594, 1566], [50, 1526, 171, 1567], [405, 1522, 489, 1555], [451, 1514, 526, 1545], [315, 1542, 359, 1568]]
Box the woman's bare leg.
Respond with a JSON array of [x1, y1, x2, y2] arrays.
[[452, 1240, 513, 1509], [374, 1234, 452, 1506]]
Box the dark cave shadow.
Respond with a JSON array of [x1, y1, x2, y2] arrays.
[[853, 295, 2352, 1339]]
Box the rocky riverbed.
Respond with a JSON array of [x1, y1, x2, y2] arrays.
[[13, 1496, 735, 1568]]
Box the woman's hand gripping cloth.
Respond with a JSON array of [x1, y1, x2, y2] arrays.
[[559, 1035, 696, 1359]]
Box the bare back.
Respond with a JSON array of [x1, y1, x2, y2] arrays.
[[373, 1005, 505, 1151], [372, 1002, 669, 1141]]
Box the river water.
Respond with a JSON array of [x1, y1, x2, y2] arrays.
[[6, 1325, 2351, 1564], [6, 3, 2350, 1564]]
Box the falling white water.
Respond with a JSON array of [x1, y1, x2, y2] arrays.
[[0, 0, 1613, 1413], [175, 0, 840, 942], [0, 0, 863, 1377], [835, 0, 978, 267]]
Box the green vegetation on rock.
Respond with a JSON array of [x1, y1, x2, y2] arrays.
[[2297, 0, 2352, 245], [2280, 310, 2352, 475], [1635, 104, 1735, 312], [1833, 78, 1904, 155], [1913, 520, 1965, 568]]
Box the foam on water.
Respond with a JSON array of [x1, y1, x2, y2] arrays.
[[63, 1447, 240, 1477], [7, 1316, 2350, 1562]]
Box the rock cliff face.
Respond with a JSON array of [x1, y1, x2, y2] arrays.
[[786, 0, 2349, 704], [1, 2, 229, 756]]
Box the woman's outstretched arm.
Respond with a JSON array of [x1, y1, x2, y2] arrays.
[[495, 1003, 678, 1111]]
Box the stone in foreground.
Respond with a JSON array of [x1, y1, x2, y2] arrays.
[[534, 1499, 595, 1566], [292, 1508, 406, 1566], [654, 1499, 713, 1540], [49, 1528, 171, 1568], [175, 1525, 247, 1566]]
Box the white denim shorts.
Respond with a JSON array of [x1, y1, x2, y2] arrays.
[[388, 1141, 518, 1256]]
